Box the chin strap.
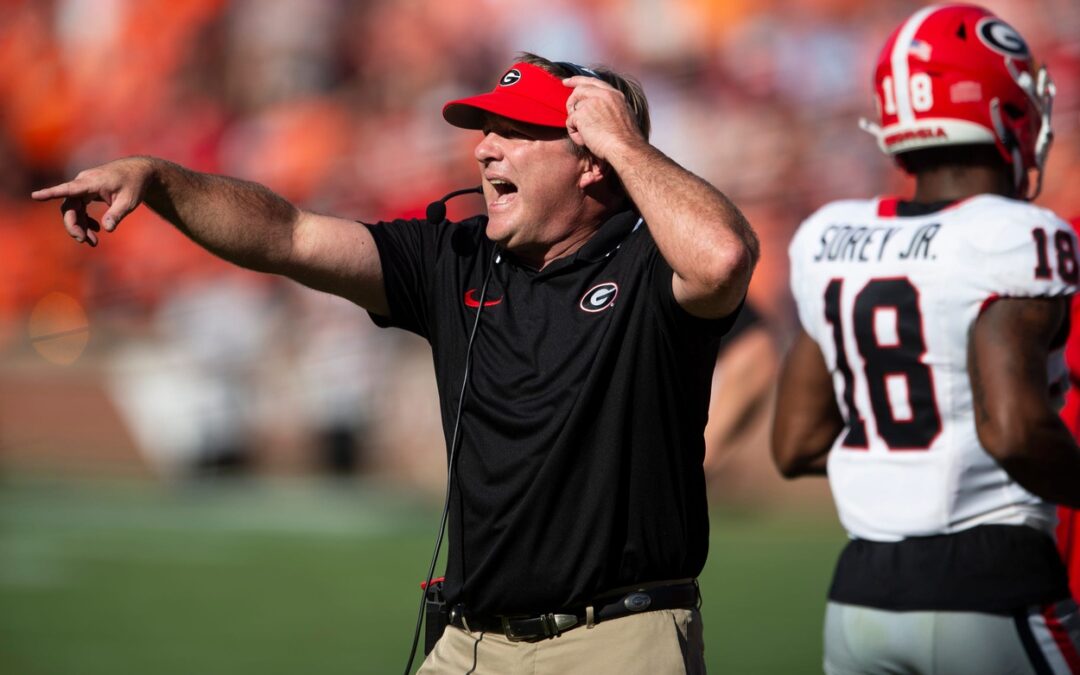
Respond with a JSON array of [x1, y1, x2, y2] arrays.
[[988, 97, 1027, 196]]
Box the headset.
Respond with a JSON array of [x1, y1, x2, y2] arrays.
[[555, 61, 601, 79]]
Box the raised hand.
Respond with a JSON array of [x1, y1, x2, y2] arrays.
[[563, 75, 646, 162]]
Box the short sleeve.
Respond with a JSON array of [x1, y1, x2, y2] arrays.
[[788, 211, 827, 342], [646, 236, 742, 340], [363, 218, 435, 337]]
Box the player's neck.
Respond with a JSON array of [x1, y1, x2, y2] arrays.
[[912, 164, 1015, 204]]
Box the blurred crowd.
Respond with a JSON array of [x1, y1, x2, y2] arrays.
[[2, 0, 1079, 484]]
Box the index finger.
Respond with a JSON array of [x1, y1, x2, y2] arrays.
[[561, 75, 616, 91], [31, 181, 88, 202]]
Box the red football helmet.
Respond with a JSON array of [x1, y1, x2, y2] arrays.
[[860, 3, 1055, 199]]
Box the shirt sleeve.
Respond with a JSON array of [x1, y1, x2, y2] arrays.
[[645, 231, 742, 340], [724, 302, 762, 344], [788, 211, 824, 342], [363, 218, 436, 338]]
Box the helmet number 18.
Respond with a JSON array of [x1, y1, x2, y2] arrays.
[[881, 74, 935, 115]]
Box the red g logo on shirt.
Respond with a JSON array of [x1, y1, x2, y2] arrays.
[[580, 282, 618, 313]]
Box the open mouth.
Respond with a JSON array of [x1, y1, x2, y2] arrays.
[[489, 178, 518, 204]]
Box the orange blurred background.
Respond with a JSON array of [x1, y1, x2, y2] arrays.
[[1, 0, 1077, 494]]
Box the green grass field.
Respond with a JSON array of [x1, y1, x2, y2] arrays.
[[0, 473, 844, 674]]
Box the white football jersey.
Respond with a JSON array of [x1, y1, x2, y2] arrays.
[[789, 194, 1077, 541]]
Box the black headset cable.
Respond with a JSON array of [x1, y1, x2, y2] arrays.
[[401, 246, 499, 675]]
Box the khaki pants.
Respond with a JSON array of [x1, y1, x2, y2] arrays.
[[418, 608, 706, 675]]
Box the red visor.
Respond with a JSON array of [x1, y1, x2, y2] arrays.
[[443, 62, 571, 129]]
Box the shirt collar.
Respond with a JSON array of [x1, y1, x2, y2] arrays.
[[501, 209, 643, 276], [572, 209, 642, 264], [895, 199, 958, 217]]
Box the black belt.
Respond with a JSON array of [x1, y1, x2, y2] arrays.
[[448, 580, 700, 642]]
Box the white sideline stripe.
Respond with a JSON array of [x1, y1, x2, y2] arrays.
[[890, 5, 939, 125], [0, 537, 240, 589], [0, 538, 70, 588], [0, 492, 430, 539], [0, 492, 430, 589], [1, 506, 411, 538]]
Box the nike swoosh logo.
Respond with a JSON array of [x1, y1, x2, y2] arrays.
[[464, 289, 503, 308]]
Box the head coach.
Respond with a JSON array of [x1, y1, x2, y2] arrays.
[[33, 52, 759, 673]]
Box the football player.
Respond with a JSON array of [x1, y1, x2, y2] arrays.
[[773, 4, 1080, 673]]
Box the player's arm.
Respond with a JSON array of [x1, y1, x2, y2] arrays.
[[563, 76, 759, 320], [704, 326, 778, 478], [31, 156, 388, 314], [771, 328, 844, 478], [970, 296, 1080, 508]]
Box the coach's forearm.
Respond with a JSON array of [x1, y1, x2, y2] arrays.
[[142, 157, 300, 273], [608, 141, 759, 317]]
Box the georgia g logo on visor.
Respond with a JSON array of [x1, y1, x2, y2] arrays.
[[580, 282, 618, 313], [976, 18, 1029, 58], [500, 69, 522, 86]]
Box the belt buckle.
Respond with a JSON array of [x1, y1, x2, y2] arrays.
[[501, 616, 526, 642], [502, 613, 579, 641]]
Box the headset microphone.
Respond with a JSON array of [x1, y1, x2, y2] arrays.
[[425, 186, 483, 225]]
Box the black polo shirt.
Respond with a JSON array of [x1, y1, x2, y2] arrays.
[[366, 209, 739, 616]]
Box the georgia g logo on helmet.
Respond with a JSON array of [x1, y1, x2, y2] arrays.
[[976, 17, 1030, 58]]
